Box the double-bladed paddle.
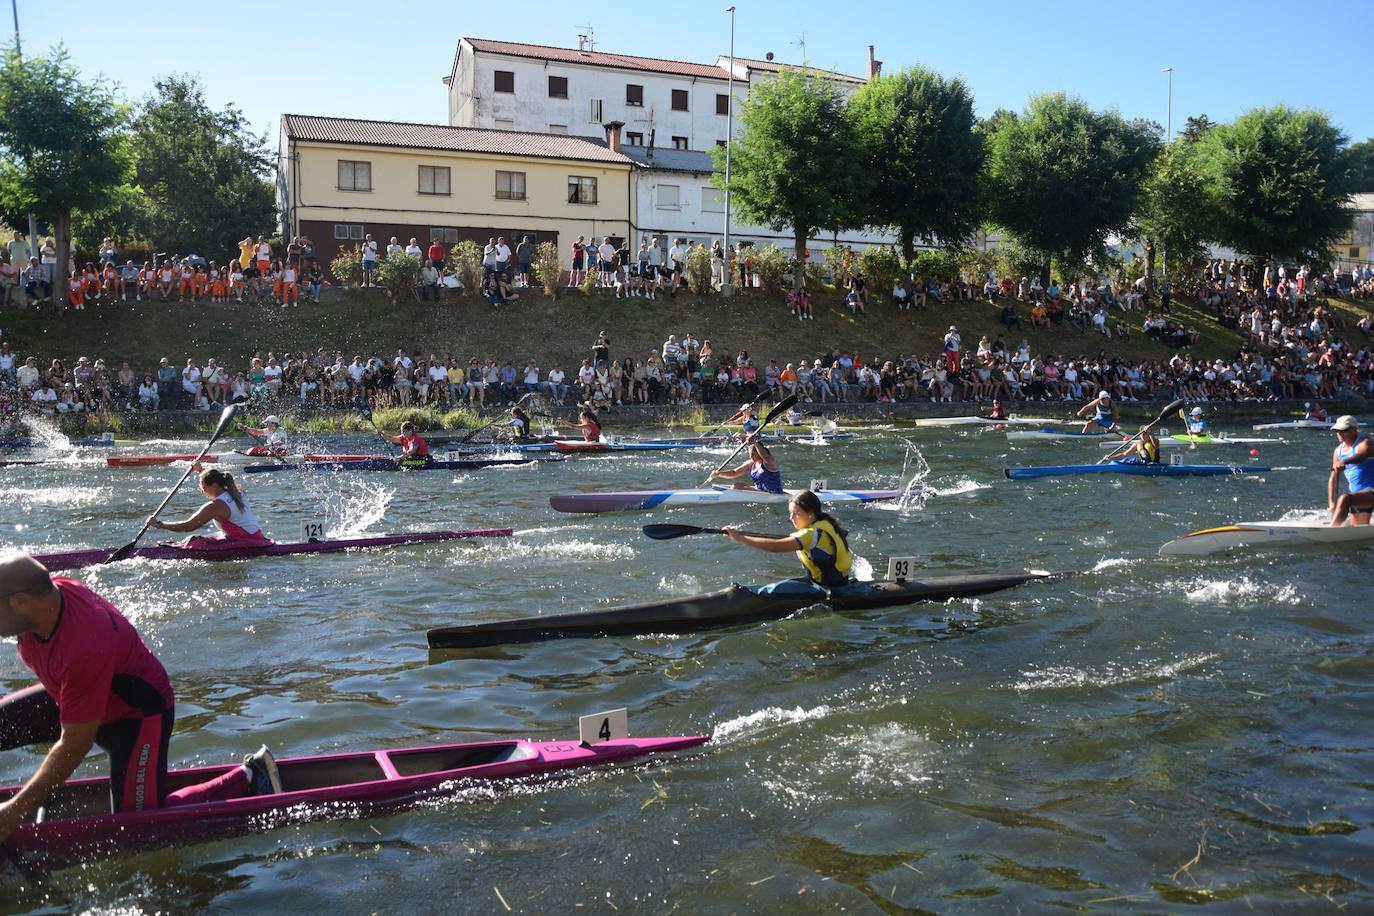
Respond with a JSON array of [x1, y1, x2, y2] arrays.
[[105, 404, 240, 564], [642, 523, 776, 541], [1098, 398, 1185, 464], [460, 391, 534, 444], [702, 394, 799, 485], [695, 388, 769, 440]]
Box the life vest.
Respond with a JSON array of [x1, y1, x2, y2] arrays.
[[793, 518, 852, 587]]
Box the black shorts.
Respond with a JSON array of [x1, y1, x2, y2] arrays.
[[599, 263, 614, 274], [572, 257, 585, 269]]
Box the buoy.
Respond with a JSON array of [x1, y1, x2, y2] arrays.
[[1249, 449, 1259, 457]]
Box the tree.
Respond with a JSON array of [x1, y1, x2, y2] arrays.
[[129, 74, 275, 258], [1346, 138, 1374, 193], [1181, 114, 1215, 143], [0, 44, 131, 307], [1194, 105, 1356, 262], [848, 67, 985, 261], [1137, 140, 1215, 278], [711, 67, 864, 287], [984, 93, 1160, 275]]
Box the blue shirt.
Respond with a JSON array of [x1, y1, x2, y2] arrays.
[[1339, 437, 1374, 492], [501, 366, 516, 384]]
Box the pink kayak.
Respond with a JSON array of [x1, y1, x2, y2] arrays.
[[32, 528, 513, 571], [2, 734, 707, 866]]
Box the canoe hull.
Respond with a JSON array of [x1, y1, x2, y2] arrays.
[[549, 487, 902, 514], [32, 529, 513, 571], [1005, 463, 1270, 480], [108, 454, 222, 467], [427, 574, 1049, 648], [1251, 420, 1329, 431], [1159, 520, 1374, 556], [243, 457, 537, 473], [1005, 427, 1112, 441], [2, 735, 706, 866]]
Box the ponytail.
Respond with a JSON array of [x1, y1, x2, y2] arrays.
[[200, 467, 245, 512], [789, 490, 849, 551]]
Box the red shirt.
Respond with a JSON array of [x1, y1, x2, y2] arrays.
[[401, 432, 429, 457], [427, 243, 445, 264], [17, 578, 173, 725]]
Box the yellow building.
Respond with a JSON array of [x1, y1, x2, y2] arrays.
[[1332, 192, 1374, 269], [277, 114, 635, 260]]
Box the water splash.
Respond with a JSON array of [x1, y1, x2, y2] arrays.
[[16, 415, 70, 450], [712, 703, 834, 742], [324, 482, 396, 537], [1010, 652, 1219, 691], [851, 553, 874, 582]]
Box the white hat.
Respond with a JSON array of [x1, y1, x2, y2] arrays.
[[1332, 415, 1358, 431], [1304, 402, 1312, 408], [1100, 391, 1110, 399], [948, 326, 957, 332], [263, 415, 280, 425], [739, 403, 753, 412], [1190, 407, 1203, 416]]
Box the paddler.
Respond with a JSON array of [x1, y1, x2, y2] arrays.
[[378, 420, 431, 468], [982, 398, 1008, 421], [1076, 391, 1117, 433], [557, 405, 602, 442], [1120, 424, 1162, 464], [240, 414, 287, 456], [0, 553, 281, 842], [1328, 415, 1374, 526], [722, 489, 852, 598], [1182, 406, 1209, 436], [147, 467, 272, 548], [1305, 402, 1328, 422], [708, 434, 783, 494], [784, 405, 804, 427], [721, 402, 760, 438]]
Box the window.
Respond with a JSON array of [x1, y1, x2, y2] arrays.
[[496, 171, 527, 200], [671, 89, 689, 111], [494, 70, 514, 93], [418, 165, 450, 195], [626, 84, 643, 106], [333, 223, 364, 240], [656, 184, 680, 209], [548, 75, 568, 98], [548, 124, 568, 134], [589, 98, 603, 122], [337, 160, 371, 192], [568, 176, 598, 205], [1352, 246, 1363, 258], [431, 228, 462, 244], [494, 118, 514, 131], [626, 131, 644, 146], [701, 188, 724, 213], [716, 93, 729, 115], [672, 136, 688, 150]]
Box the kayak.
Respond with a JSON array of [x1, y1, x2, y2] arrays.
[[1005, 427, 1113, 441], [427, 573, 1049, 648], [1, 436, 139, 448], [1159, 519, 1374, 556], [688, 423, 867, 433], [1095, 435, 1277, 449], [900, 415, 1063, 428], [243, 456, 541, 473], [31, 528, 513, 572], [108, 454, 225, 467], [549, 486, 902, 514], [1251, 419, 1331, 431], [553, 439, 705, 453], [2, 731, 706, 866], [1005, 461, 1271, 480]]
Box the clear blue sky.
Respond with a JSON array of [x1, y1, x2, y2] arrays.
[[17, 0, 1374, 148]]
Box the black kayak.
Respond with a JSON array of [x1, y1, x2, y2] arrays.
[[426, 573, 1049, 648]]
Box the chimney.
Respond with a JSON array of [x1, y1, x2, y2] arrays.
[[867, 45, 882, 80], [603, 120, 625, 153], [578, 35, 587, 51]]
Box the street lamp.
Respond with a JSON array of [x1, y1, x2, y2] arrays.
[[721, 4, 736, 297], [1161, 66, 1173, 142], [10, 0, 38, 253]]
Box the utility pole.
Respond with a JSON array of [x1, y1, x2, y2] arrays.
[[1160, 66, 1174, 284], [721, 5, 736, 297], [10, 0, 38, 255]]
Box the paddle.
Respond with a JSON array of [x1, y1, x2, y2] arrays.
[[105, 404, 240, 564], [1099, 398, 1185, 464], [696, 389, 769, 440], [461, 392, 533, 444], [355, 398, 397, 457], [642, 523, 775, 541], [702, 394, 798, 485]]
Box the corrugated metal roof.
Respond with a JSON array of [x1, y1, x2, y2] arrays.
[[620, 147, 716, 174], [281, 115, 632, 165], [465, 38, 733, 81]]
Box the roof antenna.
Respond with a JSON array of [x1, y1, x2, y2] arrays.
[[791, 32, 806, 60], [576, 25, 596, 51]]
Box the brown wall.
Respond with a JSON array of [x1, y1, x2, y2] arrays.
[[298, 220, 558, 261]]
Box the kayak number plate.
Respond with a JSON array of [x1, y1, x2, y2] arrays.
[[580, 708, 629, 746], [887, 556, 916, 582]]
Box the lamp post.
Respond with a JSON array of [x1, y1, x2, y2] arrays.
[[1159, 66, 1173, 285], [9, 0, 38, 254], [721, 4, 736, 297]]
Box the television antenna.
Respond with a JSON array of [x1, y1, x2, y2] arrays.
[[791, 32, 806, 60], [576, 25, 596, 51]]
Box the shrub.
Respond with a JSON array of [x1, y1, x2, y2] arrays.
[[446, 240, 482, 290], [532, 242, 561, 298], [858, 246, 901, 297], [821, 246, 847, 283], [375, 251, 422, 300], [686, 244, 713, 293], [955, 246, 999, 284], [330, 247, 362, 289], [579, 261, 597, 294], [750, 244, 790, 293]]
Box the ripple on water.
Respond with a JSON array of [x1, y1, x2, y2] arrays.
[[0, 484, 111, 509], [1009, 652, 1219, 692], [465, 537, 635, 565], [1173, 576, 1303, 607]]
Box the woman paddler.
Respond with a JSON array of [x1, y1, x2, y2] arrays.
[[505, 405, 534, 441], [1076, 391, 1117, 433], [722, 402, 760, 438], [147, 467, 272, 548], [240, 414, 287, 456], [1120, 425, 1161, 464], [378, 420, 431, 468], [708, 434, 784, 494], [558, 405, 602, 442], [722, 489, 853, 598]]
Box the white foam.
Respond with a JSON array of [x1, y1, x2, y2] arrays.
[[1011, 652, 1219, 691], [712, 704, 833, 742], [1091, 557, 1132, 573], [470, 538, 634, 563], [1177, 577, 1302, 606]]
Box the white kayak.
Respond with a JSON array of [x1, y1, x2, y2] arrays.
[[1159, 519, 1374, 556], [1097, 434, 1277, 449], [906, 415, 1063, 428], [1251, 419, 1331, 431], [1006, 427, 1113, 441]]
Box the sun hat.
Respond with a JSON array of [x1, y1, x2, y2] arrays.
[[1191, 407, 1203, 416], [1331, 415, 1358, 431], [263, 415, 280, 426]]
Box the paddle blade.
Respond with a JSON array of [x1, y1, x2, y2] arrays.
[[354, 397, 373, 422], [1157, 399, 1185, 423], [104, 539, 139, 564], [209, 403, 240, 442], [642, 524, 718, 540], [762, 394, 800, 427]]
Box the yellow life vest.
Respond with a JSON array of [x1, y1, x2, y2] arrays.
[[793, 518, 853, 587]]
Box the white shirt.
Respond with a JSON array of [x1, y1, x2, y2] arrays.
[[387, 243, 402, 258], [578, 365, 595, 385], [256, 242, 271, 260], [405, 244, 422, 259], [524, 366, 539, 384], [548, 368, 565, 384], [215, 490, 262, 536], [182, 367, 201, 390], [363, 240, 377, 260], [429, 365, 447, 383], [599, 242, 615, 262], [138, 381, 158, 401], [496, 244, 512, 264], [669, 245, 683, 266], [347, 362, 366, 382]]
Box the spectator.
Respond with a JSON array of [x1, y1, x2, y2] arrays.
[[360, 234, 378, 287]]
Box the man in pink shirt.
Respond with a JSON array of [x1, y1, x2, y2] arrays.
[[0, 554, 280, 842]]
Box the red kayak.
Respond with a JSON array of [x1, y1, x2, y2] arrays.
[[2, 732, 707, 867], [107, 454, 222, 467]]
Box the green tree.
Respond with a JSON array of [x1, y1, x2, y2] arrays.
[[1137, 141, 1215, 279], [711, 67, 864, 287], [0, 44, 131, 307], [984, 93, 1159, 275], [848, 67, 984, 261], [1180, 114, 1215, 143], [129, 74, 275, 258], [1194, 105, 1356, 262], [1345, 137, 1374, 193]]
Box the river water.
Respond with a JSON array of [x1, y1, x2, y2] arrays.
[[1, 422, 1371, 913]]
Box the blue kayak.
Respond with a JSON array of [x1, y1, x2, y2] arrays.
[[1, 437, 128, 449], [1005, 461, 1271, 480]]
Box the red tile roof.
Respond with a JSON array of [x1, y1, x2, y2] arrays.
[[728, 56, 866, 85], [463, 37, 733, 81], [281, 115, 632, 165]]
